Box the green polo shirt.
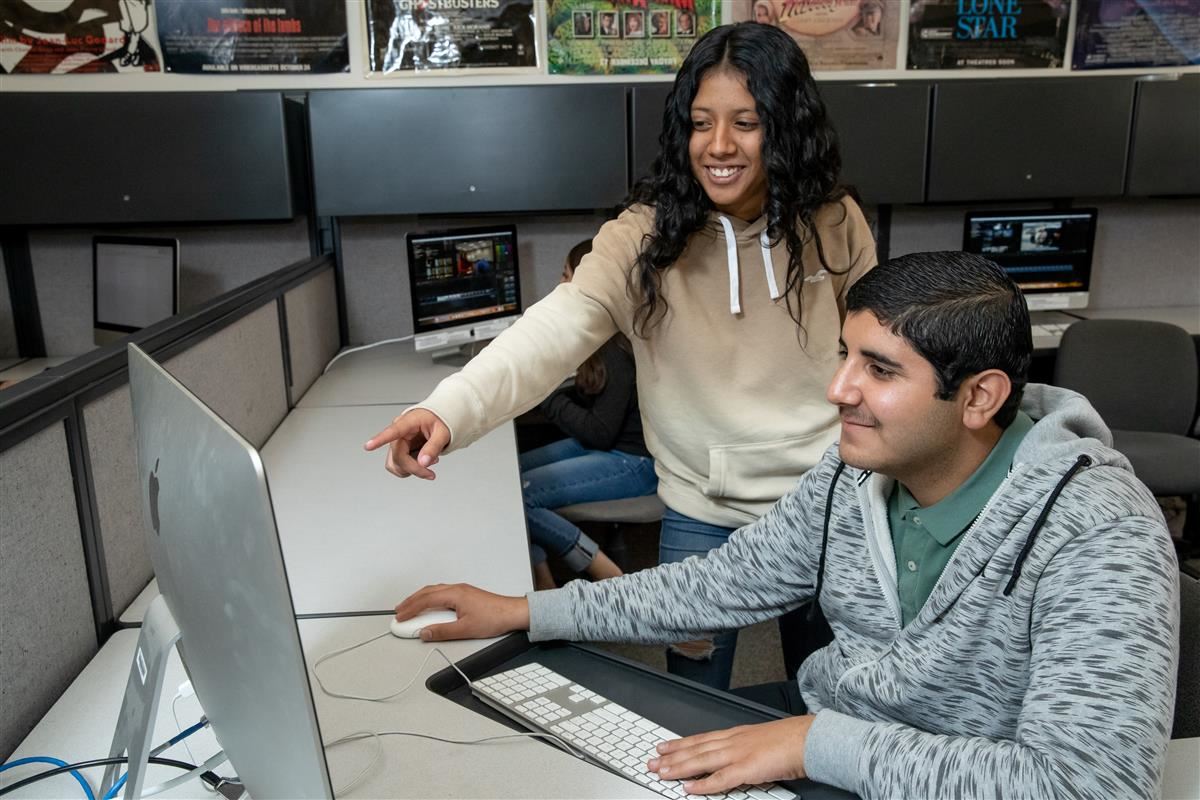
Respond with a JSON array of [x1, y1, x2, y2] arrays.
[[889, 411, 1033, 627]]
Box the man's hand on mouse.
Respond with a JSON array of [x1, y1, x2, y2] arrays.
[[395, 583, 529, 642], [364, 408, 450, 480]]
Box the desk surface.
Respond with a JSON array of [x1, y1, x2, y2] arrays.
[[261, 405, 532, 616], [297, 344, 458, 408], [4, 623, 650, 799]]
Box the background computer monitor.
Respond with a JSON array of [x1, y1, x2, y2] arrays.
[[128, 344, 333, 799], [963, 209, 1098, 311], [406, 225, 522, 360], [94, 236, 180, 346]]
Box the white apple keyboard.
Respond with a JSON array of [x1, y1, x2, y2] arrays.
[[471, 662, 799, 800]]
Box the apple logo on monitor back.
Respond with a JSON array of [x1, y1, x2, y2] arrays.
[[148, 457, 161, 535]]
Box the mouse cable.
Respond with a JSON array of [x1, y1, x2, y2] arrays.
[[323, 336, 414, 374], [313, 636, 587, 795]]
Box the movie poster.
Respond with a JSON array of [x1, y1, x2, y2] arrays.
[[727, 0, 901, 70], [547, 0, 720, 75], [0, 0, 162, 74], [908, 0, 1070, 68], [1073, 0, 1200, 69], [155, 1, 348, 73], [366, 0, 537, 72]]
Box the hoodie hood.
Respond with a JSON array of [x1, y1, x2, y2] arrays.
[[1015, 383, 1128, 472]]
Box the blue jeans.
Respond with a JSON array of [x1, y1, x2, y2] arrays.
[[659, 508, 739, 691], [519, 439, 657, 571]]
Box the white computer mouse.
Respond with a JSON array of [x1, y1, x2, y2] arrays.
[[389, 609, 458, 638]]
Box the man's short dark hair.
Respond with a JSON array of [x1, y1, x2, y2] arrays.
[[846, 251, 1032, 428]]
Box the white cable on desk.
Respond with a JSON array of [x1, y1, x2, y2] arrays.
[[313, 633, 586, 796], [322, 336, 414, 374]]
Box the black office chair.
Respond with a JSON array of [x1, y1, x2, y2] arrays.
[[1054, 319, 1200, 546]]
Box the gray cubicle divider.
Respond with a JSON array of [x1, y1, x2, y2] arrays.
[[0, 423, 99, 761], [283, 268, 340, 403], [0, 254, 339, 760], [163, 303, 289, 450]]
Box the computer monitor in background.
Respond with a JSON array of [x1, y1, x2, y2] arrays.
[[963, 209, 1098, 312], [406, 225, 522, 362], [127, 344, 333, 799], [93, 236, 180, 346]]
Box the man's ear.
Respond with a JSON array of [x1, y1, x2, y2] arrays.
[[961, 369, 1012, 431]]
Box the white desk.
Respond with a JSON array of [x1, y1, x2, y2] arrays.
[[262, 406, 532, 616], [4, 623, 650, 799], [297, 344, 458, 408]]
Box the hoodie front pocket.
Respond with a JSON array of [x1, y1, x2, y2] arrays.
[[704, 429, 833, 503]]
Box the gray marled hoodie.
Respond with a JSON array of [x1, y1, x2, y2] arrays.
[[527, 385, 1180, 799]]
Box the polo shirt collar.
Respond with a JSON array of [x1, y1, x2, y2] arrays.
[[893, 411, 1034, 546]]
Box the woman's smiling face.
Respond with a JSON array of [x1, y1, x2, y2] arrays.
[[688, 67, 768, 222]]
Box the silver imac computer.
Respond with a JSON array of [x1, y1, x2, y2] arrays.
[[126, 344, 334, 798], [94, 236, 180, 346], [406, 225, 522, 363], [963, 209, 1098, 312]]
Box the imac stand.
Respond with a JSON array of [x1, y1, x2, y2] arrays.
[[100, 595, 182, 800]]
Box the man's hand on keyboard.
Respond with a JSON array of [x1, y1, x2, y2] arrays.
[[646, 715, 816, 795], [395, 582, 529, 641]]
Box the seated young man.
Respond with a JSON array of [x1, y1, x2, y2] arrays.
[[395, 251, 1180, 799]]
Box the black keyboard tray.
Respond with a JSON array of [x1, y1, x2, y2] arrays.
[[427, 633, 857, 799]]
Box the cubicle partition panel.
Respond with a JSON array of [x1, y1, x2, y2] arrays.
[[0, 253, 335, 757], [283, 267, 340, 403], [81, 384, 153, 619], [163, 303, 289, 450], [27, 219, 312, 358], [0, 422, 99, 761], [336, 213, 608, 345]]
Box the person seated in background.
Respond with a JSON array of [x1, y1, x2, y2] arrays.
[[395, 251, 1179, 799], [521, 240, 656, 590]]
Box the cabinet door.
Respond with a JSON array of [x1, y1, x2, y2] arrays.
[[1127, 76, 1200, 197], [630, 84, 673, 187], [0, 93, 293, 225], [820, 83, 930, 204], [928, 78, 1134, 202], [309, 86, 628, 216]]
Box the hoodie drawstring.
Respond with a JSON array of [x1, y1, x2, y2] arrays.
[[760, 231, 781, 300], [718, 216, 781, 315], [1002, 454, 1092, 596], [807, 460, 848, 622]]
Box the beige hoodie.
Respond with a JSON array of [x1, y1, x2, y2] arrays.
[[417, 197, 876, 527]]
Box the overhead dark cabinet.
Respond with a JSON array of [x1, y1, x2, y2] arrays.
[[0, 92, 293, 225], [820, 83, 930, 204], [308, 86, 628, 216], [630, 84, 673, 185], [1127, 76, 1200, 197], [928, 79, 1134, 202]]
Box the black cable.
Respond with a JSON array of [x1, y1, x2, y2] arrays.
[[0, 756, 198, 797]]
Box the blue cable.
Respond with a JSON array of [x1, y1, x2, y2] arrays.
[[0, 757, 96, 800], [102, 718, 209, 800], [2, 718, 208, 800]]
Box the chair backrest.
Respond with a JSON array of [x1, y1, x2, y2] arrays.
[[1175, 570, 1199, 739], [1054, 319, 1198, 435]]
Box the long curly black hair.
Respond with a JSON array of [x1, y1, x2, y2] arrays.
[[627, 23, 847, 338]]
